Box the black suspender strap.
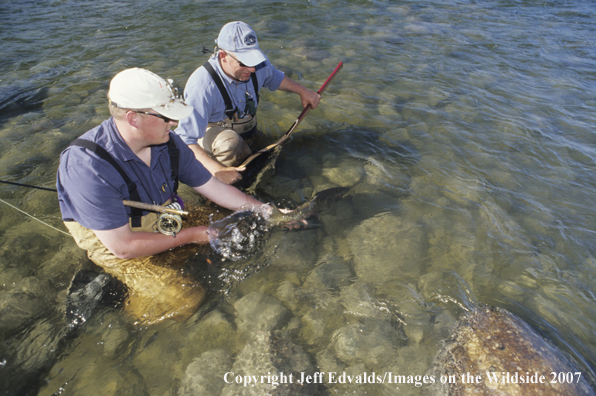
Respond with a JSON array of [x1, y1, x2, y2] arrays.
[[251, 71, 259, 104], [69, 138, 144, 227], [203, 61, 260, 118], [166, 138, 180, 195], [204, 62, 236, 119]]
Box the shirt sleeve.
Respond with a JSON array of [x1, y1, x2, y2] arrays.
[[257, 61, 285, 92], [176, 67, 225, 145], [57, 148, 131, 231]]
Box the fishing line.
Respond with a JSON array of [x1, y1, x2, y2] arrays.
[[0, 180, 88, 240], [0, 193, 116, 244], [1, 178, 187, 237], [0, 179, 70, 235], [0, 197, 71, 236]]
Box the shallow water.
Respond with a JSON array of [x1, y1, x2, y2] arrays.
[[1, 1, 596, 395]]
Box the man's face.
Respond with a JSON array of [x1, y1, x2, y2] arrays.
[[220, 51, 256, 82], [134, 111, 177, 145]]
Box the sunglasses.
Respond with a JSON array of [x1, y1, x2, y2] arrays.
[[225, 51, 250, 68], [133, 111, 175, 123]]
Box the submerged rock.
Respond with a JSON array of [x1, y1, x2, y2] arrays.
[[179, 349, 233, 396], [428, 305, 596, 396], [348, 212, 425, 285], [322, 161, 364, 187], [219, 330, 317, 396], [330, 318, 403, 369], [303, 254, 353, 291], [234, 292, 290, 337], [0, 276, 53, 332]]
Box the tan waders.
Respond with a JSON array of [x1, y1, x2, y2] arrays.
[[198, 115, 259, 167], [64, 211, 206, 325]]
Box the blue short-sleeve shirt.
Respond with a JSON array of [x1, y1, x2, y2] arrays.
[[57, 117, 212, 230], [175, 54, 285, 145]]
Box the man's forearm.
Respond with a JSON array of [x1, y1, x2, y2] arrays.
[[278, 76, 310, 96], [189, 143, 226, 175], [94, 224, 210, 260], [188, 143, 243, 184], [278, 76, 320, 109]]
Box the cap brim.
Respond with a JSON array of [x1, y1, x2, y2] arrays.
[[152, 100, 193, 121], [230, 49, 267, 67]]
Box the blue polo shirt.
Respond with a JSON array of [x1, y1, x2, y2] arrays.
[[57, 117, 212, 231], [175, 54, 285, 145]]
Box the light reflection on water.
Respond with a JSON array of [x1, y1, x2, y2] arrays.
[[1, 1, 596, 395]]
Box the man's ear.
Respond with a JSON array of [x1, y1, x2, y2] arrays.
[[219, 51, 229, 64], [125, 110, 140, 128]]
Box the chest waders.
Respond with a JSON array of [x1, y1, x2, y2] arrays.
[[63, 139, 205, 324], [200, 63, 260, 164]]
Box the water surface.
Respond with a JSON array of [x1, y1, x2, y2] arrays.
[[1, 1, 596, 395]]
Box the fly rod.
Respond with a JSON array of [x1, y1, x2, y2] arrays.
[[238, 61, 344, 168], [0, 180, 187, 216]]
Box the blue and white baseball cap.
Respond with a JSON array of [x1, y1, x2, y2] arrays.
[[215, 21, 267, 67]]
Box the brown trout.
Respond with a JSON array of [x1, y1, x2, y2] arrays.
[[267, 186, 349, 228]]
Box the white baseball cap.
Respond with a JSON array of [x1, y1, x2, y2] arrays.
[[215, 21, 267, 67], [108, 68, 192, 120]]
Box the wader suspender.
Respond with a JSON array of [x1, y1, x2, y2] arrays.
[[203, 62, 259, 120], [69, 138, 180, 228]]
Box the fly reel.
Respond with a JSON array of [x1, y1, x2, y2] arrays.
[[157, 202, 184, 236], [122, 199, 188, 237]]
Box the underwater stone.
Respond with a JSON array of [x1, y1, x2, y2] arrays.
[[275, 280, 300, 312], [266, 229, 318, 272], [405, 323, 425, 345], [364, 161, 411, 193], [316, 348, 380, 396], [316, 347, 344, 375], [348, 212, 424, 285], [101, 326, 129, 357], [427, 305, 596, 396], [322, 160, 364, 187], [234, 292, 290, 336], [300, 307, 328, 345], [39, 317, 148, 396], [8, 318, 63, 376], [178, 349, 233, 396], [303, 254, 353, 291], [339, 282, 386, 320], [0, 276, 52, 332], [298, 287, 342, 344], [182, 309, 237, 355], [330, 318, 399, 369], [221, 330, 316, 396]]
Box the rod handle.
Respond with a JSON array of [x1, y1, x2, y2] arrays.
[[122, 200, 188, 216]]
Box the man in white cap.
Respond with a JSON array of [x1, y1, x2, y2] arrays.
[[56, 68, 272, 323], [176, 21, 321, 184]]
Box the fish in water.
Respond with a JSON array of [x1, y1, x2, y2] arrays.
[[207, 209, 270, 261], [267, 186, 350, 228], [427, 305, 596, 396], [208, 187, 350, 260]]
